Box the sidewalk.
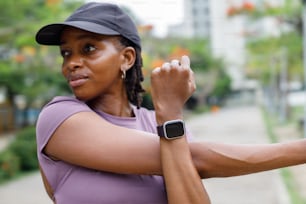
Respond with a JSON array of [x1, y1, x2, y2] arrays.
[[0, 133, 51, 204], [187, 105, 290, 204], [0, 105, 291, 204], [0, 171, 51, 204]]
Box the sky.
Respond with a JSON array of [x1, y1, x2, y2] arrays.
[[86, 0, 184, 37]]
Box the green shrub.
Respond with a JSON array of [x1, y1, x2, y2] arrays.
[[15, 126, 36, 141], [0, 150, 20, 182], [8, 126, 38, 171]]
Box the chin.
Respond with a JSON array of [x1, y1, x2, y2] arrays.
[[74, 93, 92, 102]]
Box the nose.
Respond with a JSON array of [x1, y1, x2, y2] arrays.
[[65, 55, 84, 71]]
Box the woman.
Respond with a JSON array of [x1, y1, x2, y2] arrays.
[[35, 2, 306, 204], [36, 2, 209, 203]]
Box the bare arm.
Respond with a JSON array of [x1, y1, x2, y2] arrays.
[[160, 137, 210, 203], [191, 140, 306, 178], [151, 56, 210, 203], [45, 116, 306, 178], [45, 112, 162, 175], [42, 110, 306, 204]]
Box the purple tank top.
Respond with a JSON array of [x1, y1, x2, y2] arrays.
[[36, 96, 169, 204]]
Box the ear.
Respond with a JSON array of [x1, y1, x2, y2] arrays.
[[120, 47, 136, 72]]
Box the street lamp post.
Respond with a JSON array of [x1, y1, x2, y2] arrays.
[[302, 0, 306, 137]]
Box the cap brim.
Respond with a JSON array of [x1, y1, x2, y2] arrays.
[[36, 21, 120, 45]]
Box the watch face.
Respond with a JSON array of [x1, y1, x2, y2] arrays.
[[165, 121, 185, 139]]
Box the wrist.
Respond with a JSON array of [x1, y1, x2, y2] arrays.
[[155, 110, 183, 125]]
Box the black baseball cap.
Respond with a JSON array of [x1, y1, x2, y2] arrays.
[[35, 2, 141, 49]]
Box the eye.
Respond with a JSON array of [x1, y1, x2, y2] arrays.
[[83, 44, 96, 53], [60, 49, 70, 58]]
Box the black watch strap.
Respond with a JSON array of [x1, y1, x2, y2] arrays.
[[157, 125, 166, 137]]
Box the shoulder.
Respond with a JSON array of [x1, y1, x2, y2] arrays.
[[38, 96, 91, 123], [136, 106, 155, 117], [42, 95, 90, 112], [133, 106, 157, 133], [44, 96, 89, 108], [36, 96, 92, 148], [135, 106, 156, 123]]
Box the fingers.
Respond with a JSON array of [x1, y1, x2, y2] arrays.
[[161, 60, 179, 72], [161, 62, 171, 71], [158, 56, 190, 71], [180, 55, 190, 69], [171, 59, 180, 68], [152, 55, 192, 77]]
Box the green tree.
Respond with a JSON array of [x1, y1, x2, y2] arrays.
[[246, 32, 302, 84], [0, 0, 82, 127], [243, 0, 303, 83]]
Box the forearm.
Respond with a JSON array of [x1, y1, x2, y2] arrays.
[[190, 139, 306, 178], [161, 137, 210, 204]]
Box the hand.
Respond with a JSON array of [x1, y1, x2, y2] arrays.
[[150, 55, 196, 123]]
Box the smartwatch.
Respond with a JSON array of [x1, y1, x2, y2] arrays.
[[157, 119, 185, 139]]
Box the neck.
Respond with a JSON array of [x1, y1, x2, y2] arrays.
[[88, 94, 134, 117]]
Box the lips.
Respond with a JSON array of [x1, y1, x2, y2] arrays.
[[67, 74, 89, 88]]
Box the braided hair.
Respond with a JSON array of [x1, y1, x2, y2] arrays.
[[119, 37, 145, 108]]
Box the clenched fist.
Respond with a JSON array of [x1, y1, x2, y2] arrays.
[[150, 55, 196, 123]]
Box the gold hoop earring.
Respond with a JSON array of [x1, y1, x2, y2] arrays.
[[121, 70, 126, 79]]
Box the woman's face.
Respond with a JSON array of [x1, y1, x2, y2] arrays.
[[60, 27, 125, 101]]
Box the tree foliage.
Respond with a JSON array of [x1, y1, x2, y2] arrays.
[[0, 0, 82, 107], [244, 0, 303, 85], [247, 32, 303, 84]]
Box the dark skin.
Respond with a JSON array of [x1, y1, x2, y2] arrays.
[[60, 28, 135, 116], [41, 26, 306, 203]]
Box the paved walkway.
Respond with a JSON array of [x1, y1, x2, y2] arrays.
[[0, 105, 290, 204], [0, 172, 51, 204], [188, 106, 290, 204]]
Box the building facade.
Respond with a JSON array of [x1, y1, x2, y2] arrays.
[[168, 0, 289, 91], [168, 0, 211, 38]]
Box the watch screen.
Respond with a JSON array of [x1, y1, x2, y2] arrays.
[[166, 122, 185, 138]]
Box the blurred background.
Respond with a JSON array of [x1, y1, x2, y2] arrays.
[[1, 0, 306, 203]]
